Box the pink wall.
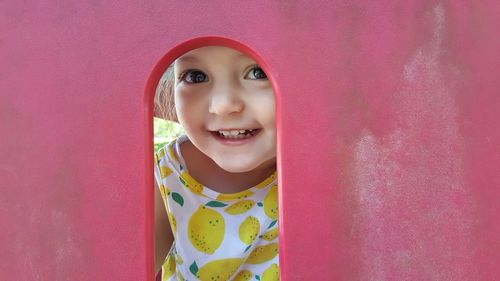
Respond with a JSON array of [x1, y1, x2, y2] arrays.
[[1, 1, 499, 280]]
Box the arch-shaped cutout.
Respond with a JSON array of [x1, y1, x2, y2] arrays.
[[144, 36, 282, 280]]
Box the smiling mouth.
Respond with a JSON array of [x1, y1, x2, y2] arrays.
[[211, 129, 260, 139]]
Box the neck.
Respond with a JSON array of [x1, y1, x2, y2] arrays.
[[180, 141, 276, 193]]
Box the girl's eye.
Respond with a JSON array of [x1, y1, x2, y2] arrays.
[[245, 66, 267, 80], [179, 70, 208, 84]]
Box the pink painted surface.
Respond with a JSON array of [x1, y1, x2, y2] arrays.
[[1, 1, 499, 280]]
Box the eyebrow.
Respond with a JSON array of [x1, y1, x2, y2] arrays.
[[176, 52, 254, 64], [175, 55, 199, 63]]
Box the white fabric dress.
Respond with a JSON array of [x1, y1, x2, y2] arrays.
[[154, 136, 279, 281]]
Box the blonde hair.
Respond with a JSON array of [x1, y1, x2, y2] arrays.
[[154, 66, 177, 121]]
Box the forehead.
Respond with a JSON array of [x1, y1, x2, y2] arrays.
[[175, 46, 254, 64]]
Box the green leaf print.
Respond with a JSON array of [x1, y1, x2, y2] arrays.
[[189, 261, 199, 276], [257, 202, 263, 207], [267, 220, 277, 229], [244, 244, 252, 253], [172, 192, 184, 207], [205, 201, 227, 207], [255, 275, 261, 280]]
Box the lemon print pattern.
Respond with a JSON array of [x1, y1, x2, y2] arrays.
[[180, 171, 204, 196], [216, 189, 254, 201], [160, 165, 173, 179], [188, 206, 225, 254], [225, 200, 255, 215], [255, 172, 276, 189], [161, 254, 176, 280], [176, 270, 185, 281], [261, 263, 279, 281], [264, 184, 278, 219], [239, 216, 260, 245], [246, 243, 279, 264], [233, 269, 253, 281], [196, 258, 243, 281], [154, 138, 279, 281], [159, 183, 168, 198], [167, 211, 177, 235], [175, 252, 183, 265], [261, 227, 278, 241], [158, 147, 166, 158]]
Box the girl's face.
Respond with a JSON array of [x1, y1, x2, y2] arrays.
[[174, 46, 276, 173]]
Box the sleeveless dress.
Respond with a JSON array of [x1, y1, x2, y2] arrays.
[[153, 136, 279, 281]]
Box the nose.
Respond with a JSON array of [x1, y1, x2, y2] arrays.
[[208, 85, 245, 116]]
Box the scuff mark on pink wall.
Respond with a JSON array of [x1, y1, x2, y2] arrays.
[[352, 4, 475, 279]]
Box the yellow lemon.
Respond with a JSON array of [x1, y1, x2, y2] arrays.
[[233, 269, 253, 281], [159, 183, 170, 198], [263, 185, 278, 219], [261, 227, 278, 241], [262, 263, 279, 281], [196, 258, 243, 281], [167, 210, 177, 235], [160, 165, 173, 179], [246, 243, 278, 264], [180, 172, 204, 196], [216, 190, 254, 202], [158, 147, 166, 158], [225, 200, 255, 215], [255, 172, 276, 189], [159, 183, 166, 197], [175, 252, 183, 265], [239, 216, 260, 245], [161, 254, 176, 280], [188, 206, 225, 254], [176, 270, 185, 281]]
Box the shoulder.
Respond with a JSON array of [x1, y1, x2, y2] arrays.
[[155, 136, 185, 163], [154, 136, 185, 178]]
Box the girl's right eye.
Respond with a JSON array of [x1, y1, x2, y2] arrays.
[[179, 70, 208, 84]]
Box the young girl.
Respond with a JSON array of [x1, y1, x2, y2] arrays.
[[154, 46, 279, 281]]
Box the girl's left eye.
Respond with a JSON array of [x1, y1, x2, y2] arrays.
[[245, 66, 267, 80]]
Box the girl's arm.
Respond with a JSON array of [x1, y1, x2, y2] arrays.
[[154, 180, 174, 275]]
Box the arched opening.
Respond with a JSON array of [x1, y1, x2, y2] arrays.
[[145, 37, 281, 280]]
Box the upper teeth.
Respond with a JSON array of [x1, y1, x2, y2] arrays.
[[218, 130, 252, 136]]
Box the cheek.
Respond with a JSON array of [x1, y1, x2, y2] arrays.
[[175, 93, 196, 128], [175, 90, 211, 134], [255, 91, 276, 125], [175, 89, 202, 114]]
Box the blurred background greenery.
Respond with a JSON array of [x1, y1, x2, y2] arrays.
[[154, 117, 184, 151]]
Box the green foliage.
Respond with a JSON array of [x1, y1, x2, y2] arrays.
[[154, 117, 184, 152]]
